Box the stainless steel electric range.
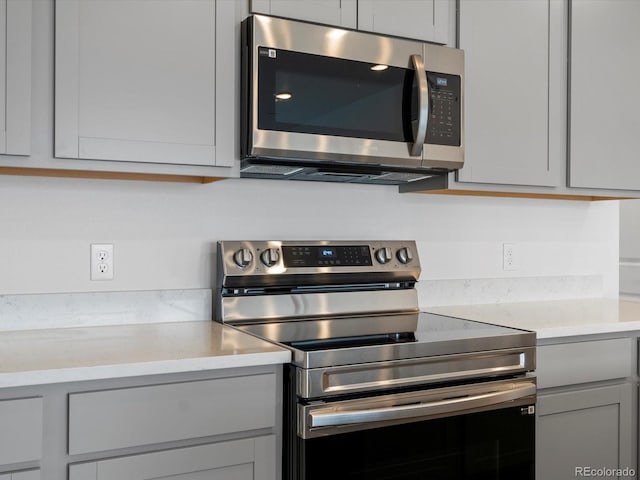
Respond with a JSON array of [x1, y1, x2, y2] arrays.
[[216, 240, 536, 480]]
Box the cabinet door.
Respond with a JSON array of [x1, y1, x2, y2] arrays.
[[568, 0, 640, 190], [456, 0, 552, 187], [358, 0, 450, 44], [69, 436, 276, 480], [250, 0, 357, 28], [0, 0, 31, 155], [0, 470, 40, 480], [536, 384, 635, 480], [55, 0, 231, 167], [0, 397, 43, 466]]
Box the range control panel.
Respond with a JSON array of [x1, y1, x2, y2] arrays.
[[218, 241, 421, 286], [282, 245, 372, 267]]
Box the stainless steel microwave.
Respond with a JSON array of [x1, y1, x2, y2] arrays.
[[241, 15, 464, 185]]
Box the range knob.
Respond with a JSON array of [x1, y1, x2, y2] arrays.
[[375, 247, 393, 264], [396, 247, 414, 264], [233, 248, 253, 268], [260, 248, 280, 267]]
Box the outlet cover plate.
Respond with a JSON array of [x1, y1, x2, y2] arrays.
[[91, 244, 114, 280], [503, 243, 517, 271]]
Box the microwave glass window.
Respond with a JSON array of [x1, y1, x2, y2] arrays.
[[257, 48, 417, 142]]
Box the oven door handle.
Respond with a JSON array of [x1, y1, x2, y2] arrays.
[[308, 381, 536, 429]]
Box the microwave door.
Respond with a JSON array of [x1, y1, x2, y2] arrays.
[[251, 46, 424, 168]]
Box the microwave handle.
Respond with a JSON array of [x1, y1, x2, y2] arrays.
[[410, 54, 429, 157]]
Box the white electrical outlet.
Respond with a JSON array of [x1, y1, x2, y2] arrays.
[[503, 243, 517, 271], [91, 244, 114, 280]]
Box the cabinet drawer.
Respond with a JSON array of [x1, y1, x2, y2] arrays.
[[0, 397, 43, 465], [68, 373, 276, 455], [537, 338, 632, 389], [69, 436, 275, 480]]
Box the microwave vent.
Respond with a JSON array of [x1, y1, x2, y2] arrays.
[[372, 172, 433, 182], [240, 164, 304, 176], [305, 171, 369, 182]]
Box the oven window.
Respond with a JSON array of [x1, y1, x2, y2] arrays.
[[290, 405, 534, 480], [257, 47, 417, 142]]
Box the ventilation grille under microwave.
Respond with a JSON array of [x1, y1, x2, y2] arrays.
[[240, 164, 304, 176], [240, 159, 437, 185]]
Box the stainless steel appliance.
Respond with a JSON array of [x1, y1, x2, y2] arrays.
[[241, 15, 464, 185], [216, 240, 536, 479]]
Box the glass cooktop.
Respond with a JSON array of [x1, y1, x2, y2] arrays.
[[236, 312, 535, 369]]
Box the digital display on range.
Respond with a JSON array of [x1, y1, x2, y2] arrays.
[[282, 245, 372, 267], [320, 248, 337, 258]]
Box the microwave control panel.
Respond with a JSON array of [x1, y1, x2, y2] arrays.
[[426, 72, 461, 147]]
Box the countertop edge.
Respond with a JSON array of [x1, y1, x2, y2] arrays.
[[425, 298, 640, 342], [0, 350, 292, 389], [534, 322, 640, 340]]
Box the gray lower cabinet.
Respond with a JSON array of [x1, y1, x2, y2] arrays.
[[0, 397, 43, 466], [69, 436, 275, 480], [535, 337, 638, 480], [0, 471, 41, 480], [0, 365, 282, 480], [67, 373, 276, 455], [537, 383, 635, 479], [66, 371, 279, 480]]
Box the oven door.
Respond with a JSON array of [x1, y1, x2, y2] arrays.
[[288, 377, 535, 480]]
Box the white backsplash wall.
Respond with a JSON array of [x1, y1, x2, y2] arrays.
[[0, 174, 619, 311]]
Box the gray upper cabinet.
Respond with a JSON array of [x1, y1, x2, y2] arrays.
[[400, 0, 640, 200], [358, 0, 450, 44], [569, 0, 640, 191], [250, 0, 357, 28], [457, 0, 552, 187], [0, 0, 31, 156], [55, 0, 234, 168]]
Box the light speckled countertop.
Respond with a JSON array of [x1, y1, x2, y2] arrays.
[[0, 321, 290, 388], [426, 298, 640, 340], [5, 298, 639, 388]]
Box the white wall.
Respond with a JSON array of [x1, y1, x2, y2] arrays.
[[0, 174, 620, 306], [0, 0, 621, 313]]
